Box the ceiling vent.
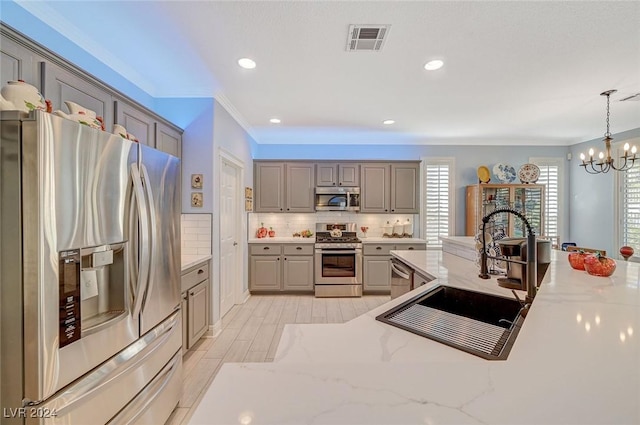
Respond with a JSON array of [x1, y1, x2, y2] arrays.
[[346, 25, 390, 52], [619, 93, 640, 102]]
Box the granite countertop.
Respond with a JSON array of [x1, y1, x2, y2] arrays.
[[248, 237, 315, 244], [181, 254, 212, 272], [189, 250, 640, 424]]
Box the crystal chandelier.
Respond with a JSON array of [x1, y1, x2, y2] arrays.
[[579, 89, 637, 174]]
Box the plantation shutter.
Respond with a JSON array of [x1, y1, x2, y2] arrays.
[[537, 165, 559, 240], [424, 163, 450, 247], [621, 164, 640, 250]]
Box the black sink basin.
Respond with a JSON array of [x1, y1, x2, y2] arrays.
[[376, 285, 525, 360]]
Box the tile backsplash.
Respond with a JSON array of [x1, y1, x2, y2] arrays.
[[181, 213, 212, 255], [248, 212, 420, 238]]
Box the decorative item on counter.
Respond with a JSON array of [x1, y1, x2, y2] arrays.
[[493, 163, 517, 183], [53, 101, 103, 129], [360, 226, 369, 238], [256, 223, 268, 238], [113, 124, 139, 142], [330, 227, 343, 238], [567, 250, 588, 270], [584, 252, 616, 277], [382, 221, 393, 237], [268, 227, 275, 237], [300, 229, 313, 238], [620, 246, 634, 261], [518, 163, 540, 184], [403, 219, 413, 237], [0, 80, 48, 112], [477, 165, 491, 183], [392, 220, 403, 237]]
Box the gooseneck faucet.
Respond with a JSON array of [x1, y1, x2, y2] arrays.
[[478, 207, 537, 303]]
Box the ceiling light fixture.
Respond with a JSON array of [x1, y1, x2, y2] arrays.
[[269, 118, 281, 124], [383, 119, 395, 125], [238, 58, 256, 69], [579, 89, 637, 174], [424, 59, 444, 71]]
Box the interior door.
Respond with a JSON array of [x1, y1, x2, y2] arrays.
[[220, 158, 240, 317]]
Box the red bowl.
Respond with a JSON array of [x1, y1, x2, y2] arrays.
[[567, 252, 588, 270]]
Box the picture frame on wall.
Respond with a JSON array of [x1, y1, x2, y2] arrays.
[[191, 174, 203, 189]]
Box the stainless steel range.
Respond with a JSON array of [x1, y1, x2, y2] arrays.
[[314, 223, 362, 297]]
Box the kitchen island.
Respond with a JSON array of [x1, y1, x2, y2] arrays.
[[189, 249, 640, 424]]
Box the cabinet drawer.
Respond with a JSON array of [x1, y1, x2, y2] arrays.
[[250, 244, 282, 255], [394, 243, 426, 251], [181, 263, 209, 292], [283, 244, 314, 255], [363, 244, 394, 255]]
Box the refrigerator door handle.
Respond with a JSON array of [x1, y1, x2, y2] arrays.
[[131, 163, 151, 319], [139, 163, 158, 310]]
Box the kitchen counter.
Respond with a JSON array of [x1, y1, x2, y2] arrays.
[[189, 250, 640, 424], [361, 237, 426, 243], [248, 237, 315, 244], [181, 254, 212, 272]]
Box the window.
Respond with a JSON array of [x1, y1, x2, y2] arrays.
[[422, 157, 455, 248], [616, 138, 640, 260], [530, 157, 563, 247]]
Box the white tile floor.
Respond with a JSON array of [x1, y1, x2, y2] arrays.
[[165, 294, 390, 425]]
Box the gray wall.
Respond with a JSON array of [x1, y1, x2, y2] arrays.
[[568, 128, 640, 256], [254, 143, 571, 242]]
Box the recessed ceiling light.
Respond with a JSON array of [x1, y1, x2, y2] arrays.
[[424, 59, 444, 71], [238, 58, 256, 69], [269, 118, 281, 124], [383, 119, 395, 125]]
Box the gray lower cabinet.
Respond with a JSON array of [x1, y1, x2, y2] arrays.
[[181, 261, 210, 351], [250, 243, 314, 292], [363, 242, 426, 293]]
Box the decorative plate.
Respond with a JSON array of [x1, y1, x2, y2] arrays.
[[518, 163, 540, 183], [493, 163, 517, 183], [477, 165, 491, 183]]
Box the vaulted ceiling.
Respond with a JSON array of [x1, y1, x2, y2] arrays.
[[14, 1, 640, 145]]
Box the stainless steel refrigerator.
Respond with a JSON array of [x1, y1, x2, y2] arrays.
[[1, 110, 182, 424]]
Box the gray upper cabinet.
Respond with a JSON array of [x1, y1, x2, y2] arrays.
[[155, 121, 182, 158], [360, 163, 390, 213], [41, 61, 113, 128], [316, 163, 359, 187], [114, 98, 155, 146], [255, 162, 314, 213], [0, 34, 43, 88], [255, 162, 286, 212], [390, 163, 420, 213], [286, 163, 315, 212]]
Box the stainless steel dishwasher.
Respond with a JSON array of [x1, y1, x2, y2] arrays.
[[390, 258, 414, 299]]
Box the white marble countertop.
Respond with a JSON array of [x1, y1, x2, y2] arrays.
[[440, 235, 476, 248], [361, 237, 426, 244], [248, 237, 315, 244], [181, 254, 211, 272], [189, 250, 640, 424]]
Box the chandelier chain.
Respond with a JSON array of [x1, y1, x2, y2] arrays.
[[605, 92, 611, 137]]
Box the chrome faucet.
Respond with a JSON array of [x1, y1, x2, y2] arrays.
[[478, 207, 537, 303]]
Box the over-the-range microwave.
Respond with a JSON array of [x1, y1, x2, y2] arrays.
[[315, 187, 360, 211]]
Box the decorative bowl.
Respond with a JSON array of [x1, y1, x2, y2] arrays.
[[584, 254, 616, 277], [567, 251, 588, 270]]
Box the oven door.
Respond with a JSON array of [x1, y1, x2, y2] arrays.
[[315, 248, 362, 284]]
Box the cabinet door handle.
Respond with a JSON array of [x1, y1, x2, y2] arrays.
[[277, 257, 280, 261], [376, 246, 382, 250], [190, 291, 195, 296], [263, 247, 270, 250], [408, 247, 414, 250], [284, 257, 287, 261], [391, 209, 395, 212], [198, 269, 204, 274], [183, 294, 188, 301], [296, 246, 302, 250]]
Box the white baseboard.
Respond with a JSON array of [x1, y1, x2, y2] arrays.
[[209, 320, 223, 338], [240, 289, 250, 304]]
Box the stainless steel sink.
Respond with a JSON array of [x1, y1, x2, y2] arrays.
[[375, 285, 525, 360]]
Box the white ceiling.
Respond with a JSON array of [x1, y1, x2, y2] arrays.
[[16, 1, 640, 146]]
